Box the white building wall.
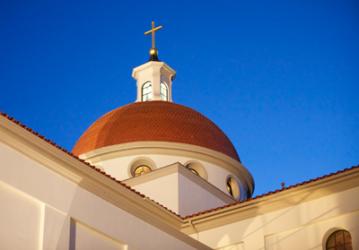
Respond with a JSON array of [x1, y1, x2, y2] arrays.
[[133, 172, 179, 213], [178, 173, 228, 216], [0, 141, 205, 250], [192, 186, 359, 250], [0, 183, 43, 250], [132, 170, 228, 216]]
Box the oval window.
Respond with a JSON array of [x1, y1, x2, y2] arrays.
[[226, 176, 240, 200]]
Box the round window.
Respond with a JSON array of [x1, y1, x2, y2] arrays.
[[185, 161, 207, 180], [133, 165, 152, 177], [130, 158, 156, 178]]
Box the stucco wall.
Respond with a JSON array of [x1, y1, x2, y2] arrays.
[[191, 186, 359, 250], [0, 183, 43, 249], [0, 141, 204, 250], [133, 172, 180, 213], [178, 173, 227, 216]]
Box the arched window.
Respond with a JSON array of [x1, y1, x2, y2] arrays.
[[326, 230, 352, 250], [160, 82, 168, 101], [142, 82, 152, 101]]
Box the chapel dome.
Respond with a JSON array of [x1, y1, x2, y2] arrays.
[[72, 101, 240, 161]]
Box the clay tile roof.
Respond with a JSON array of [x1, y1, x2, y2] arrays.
[[72, 101, 240, 161]]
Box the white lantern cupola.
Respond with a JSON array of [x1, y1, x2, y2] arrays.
[[132, 21, 176, 102]]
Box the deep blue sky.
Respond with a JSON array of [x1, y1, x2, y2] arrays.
[[1, 0, 358, 195]]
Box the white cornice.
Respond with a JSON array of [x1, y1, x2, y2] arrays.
[[132, 61, 176, 79]]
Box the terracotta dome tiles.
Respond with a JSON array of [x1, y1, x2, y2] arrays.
[[72, 101, 240, 161]]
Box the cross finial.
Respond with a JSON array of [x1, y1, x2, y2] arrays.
[[144, 21, 163, 49], [144, 21, 163, 61]]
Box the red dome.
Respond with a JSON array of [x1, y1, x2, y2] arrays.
[[72, 101, 240, 161]]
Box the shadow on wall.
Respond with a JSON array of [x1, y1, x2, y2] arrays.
[[269, 186, 357, 250], [69, 219, 76, 250], [261, 186, 357, 250]]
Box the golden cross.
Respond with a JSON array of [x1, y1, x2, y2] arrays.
[[144, 21, 163, 49]]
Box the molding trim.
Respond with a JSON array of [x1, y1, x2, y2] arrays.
[[132, 61, 176, 79]]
